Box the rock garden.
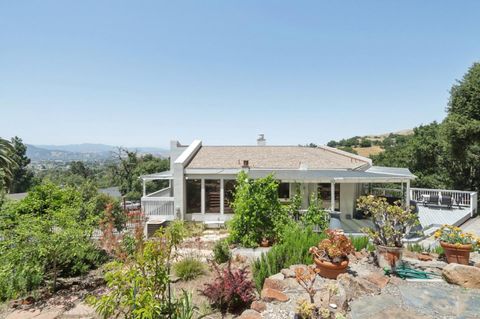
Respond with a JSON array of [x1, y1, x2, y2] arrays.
[[1, 174, 480, 319]]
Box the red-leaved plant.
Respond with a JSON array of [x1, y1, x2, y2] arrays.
[[201, 260, 255, 314]]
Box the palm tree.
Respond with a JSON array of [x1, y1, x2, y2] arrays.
[[0, 137, 16, 188]]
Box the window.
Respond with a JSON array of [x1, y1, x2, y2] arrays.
[[278, 182, 290, 200], [205, 179, 221, 213], [317, 183, 340, 211], [224, 180, 236, 213], [186, 179, 201, 213]]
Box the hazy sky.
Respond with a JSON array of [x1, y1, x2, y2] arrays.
[[1, 1, 479, 148]]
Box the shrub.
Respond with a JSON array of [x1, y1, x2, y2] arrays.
[[174, 257, 205, 281], [213, 239, 231, 264], [407, 243, 444, 255], [357, 195, 418, 247], [0, 182, 109, 300], [301, 194, 329, 231], [88, 222, 187, 318], [201, 261, 255, 314], [228, 171, 286, 247], [349, 236, 370, 252], [251, 224, 326, 292]]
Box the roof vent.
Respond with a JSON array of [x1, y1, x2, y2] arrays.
[[257, 134, 266, 146], [242, 160, 250, 168]]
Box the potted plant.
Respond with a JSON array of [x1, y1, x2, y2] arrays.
[[309, 230, 354, 279], [357, 195, 418, 270], [434, 225, 479, 265]]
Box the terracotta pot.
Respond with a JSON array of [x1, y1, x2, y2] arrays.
[[440, 241, 472, 265], [313, 258, 349, 279], [375, 245, 403, 269], [260, 239, 271, 247]]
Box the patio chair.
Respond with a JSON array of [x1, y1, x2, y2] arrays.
[[440, 195, 453, 208], [424, 194, 439, 207]]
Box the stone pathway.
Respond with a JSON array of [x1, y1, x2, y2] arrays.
[[350, 282, 480, 319]]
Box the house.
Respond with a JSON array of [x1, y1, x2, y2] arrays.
[[141, 136, 477, 234]]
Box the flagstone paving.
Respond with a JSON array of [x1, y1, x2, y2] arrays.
[[350, 283, 480, 319]]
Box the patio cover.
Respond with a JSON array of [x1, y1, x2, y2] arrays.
[[140, 170, 173, 181]]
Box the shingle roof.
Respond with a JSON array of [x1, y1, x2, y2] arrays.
[[186, 146, 371, 170]]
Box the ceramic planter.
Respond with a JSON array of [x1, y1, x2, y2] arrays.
[[313, 258, 349, 279], [375, 245, 403, 269], [440, 241, 472, 265]]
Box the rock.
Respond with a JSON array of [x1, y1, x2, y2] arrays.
[[61, 302, 96, 318], [354, 251, 365, 260], [281, 268, 296, 278], [250, 300, 267, 313], [34, 309, 64, 319], [268, 273, 285, 280], [443, 263, 480, 288], [403, 250, 417, 259], [263, 273, 286, 291], [362, 272, 390, 289], [5, 310, 41, 319], [402, 257, 447, 275], [337, 273, 380, 301], [289, 264, 308, 274], [417, 253, 433, 261], [349, 295, 399, 319], [261, 287, 289, 302], [282, 278, 302, 291], [475, 262, 480, 269], [263, 277, 286, 291], [239, 309, 262, 319]]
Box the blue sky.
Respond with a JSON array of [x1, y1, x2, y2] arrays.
[[1, 1, 479, 148]]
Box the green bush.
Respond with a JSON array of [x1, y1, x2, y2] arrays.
[[251, 224, 326, 292], [0, 182, 109, 301], [173, 257, 205, 281], [301, 194, 329, 231], [349, 236, 370, 252], [228, 171, 288, 247], [213, 239, 231, 264], [407, 243, 444, 255]]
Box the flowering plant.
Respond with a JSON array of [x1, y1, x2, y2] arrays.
[[309, 230, 354, 263], [434, 225, 479, 248]]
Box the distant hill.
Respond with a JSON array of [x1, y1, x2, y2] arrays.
[[26, 144, 168, 162], [328, 129, 414, 158]]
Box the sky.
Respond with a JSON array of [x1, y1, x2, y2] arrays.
[[1, 1, 479, 148]]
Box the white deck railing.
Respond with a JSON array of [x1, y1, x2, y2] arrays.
[[410, 187, 478, 216], [141, 196, 175, 219]]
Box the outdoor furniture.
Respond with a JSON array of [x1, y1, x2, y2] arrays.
[[440, 195, 453, 208], [204, 220, 225, 228], [424, 194, 439, 207]]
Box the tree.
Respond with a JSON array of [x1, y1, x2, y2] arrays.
[[443, 62, 480, 192], [0, 137, 16, 190], [8, 137, 34, 193], [69, 161, 91, 179], [112, 149, 169, 200]]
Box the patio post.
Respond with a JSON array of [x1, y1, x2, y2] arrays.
[[329, 180, 342, 229], [142, 178, 146, 197], [201, 179, 205, 214], [406, 180, 411, 209]]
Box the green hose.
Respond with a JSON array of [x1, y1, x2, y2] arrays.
[[383, 264, 440, 279]]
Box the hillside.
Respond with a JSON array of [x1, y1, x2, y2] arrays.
[[328, 129, 414, 158], [26, 144, 168, 162]]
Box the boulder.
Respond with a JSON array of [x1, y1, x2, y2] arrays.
[[337, 273, 381, 301], [442, 263, 480, 289], [263, 273, 286, 291], [239, 309, 262, 319], [281, 268, 296, 278], [417, 254, 433, 261], [261, 287, 289, 302], [250, 300, 267, 313], [402, 257, 447, 275], [362, 272, 390, 289]]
